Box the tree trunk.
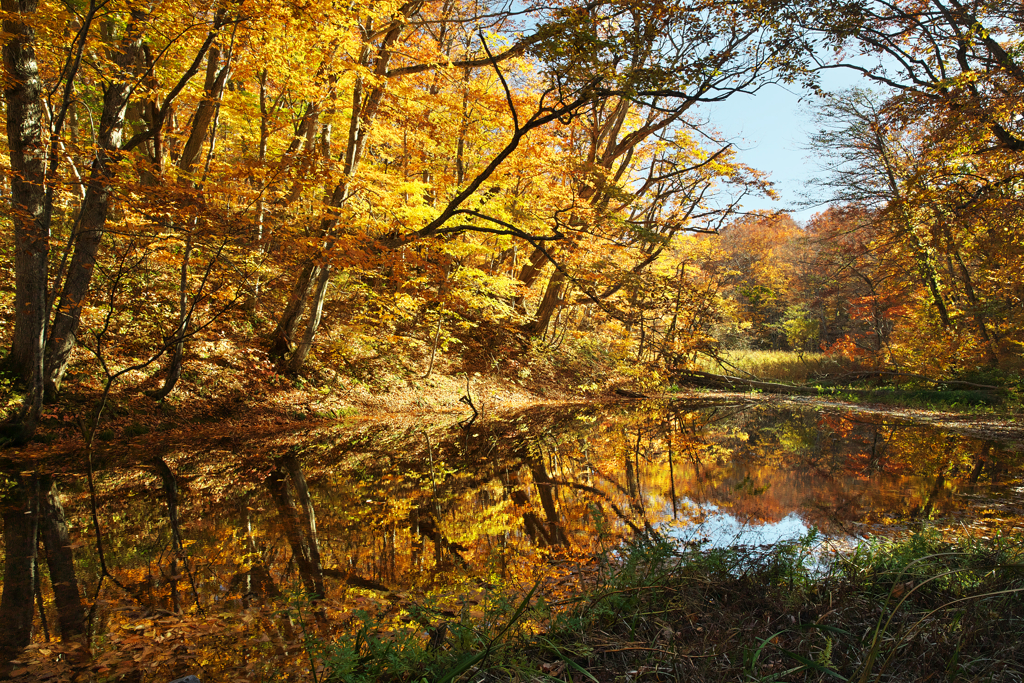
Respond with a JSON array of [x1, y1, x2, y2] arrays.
[[273, 9, 413, 373], [44, 16, 146, 399], [150, 231, 193, 401], [3, 0, 48, 442], [178, 44, 229, 175], [0, 474, 39, 676], [953, 250, 998, 365], [286, 264, 331, 374], [269, 262, 318, 358], [39, 475, 86, 642], [514, 246, 549, 313], [524, 269, 566, 336], [244, 69, 272, 317], [151, 43, 230, 399]]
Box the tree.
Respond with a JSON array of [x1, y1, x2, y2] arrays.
[[796, 206, 908, 356], [715, 213, 802, 349], [2, 0, 48, 440], [267, 0, 817, 371], [813, 0, 1024, 154], [806, 88, 1024, 371]]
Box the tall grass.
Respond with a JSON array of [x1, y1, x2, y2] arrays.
[[694, 350, 870, 383]]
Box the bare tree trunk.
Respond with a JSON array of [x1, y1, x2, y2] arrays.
[[276, 7, 414, 373], [177, 44, 229, 175], [150, 231, 193, 400], [922, 266, 951, 328], [39, 475, 86, 642], [514, 246, 549, 312], [0, 474, 39, 676], [3, 0, 48, 442], [424, 306, 444, 379], [279, 454, 322, 571], [953, 250, 998, 365], [151, 42, 230, 399], [245, 69, 272, 317]]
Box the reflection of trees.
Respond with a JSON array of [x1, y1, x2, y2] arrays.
[[0, 473, 88, 675], [0, 474, 39, 675], [658, 401, 1023, 530], [150, 457, 201, 613], [39, 475, 86, 642], [266, 453, 325, 599], [3, 399, 1020, 675]]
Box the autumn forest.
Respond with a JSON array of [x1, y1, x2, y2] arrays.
[[2, 0, 1024, 679]]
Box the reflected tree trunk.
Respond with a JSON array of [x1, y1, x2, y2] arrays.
[[969, 442, 993, 485], [0, 474, 39, 675], [918, 462, 950, 520], [279, 454, 322, 568], [408, 507, 467, 565], [266, 456, 325, 599], [531, 463, 568, 547], [38, 475, 86, 642], [504, 451, 568, 548], [152, 457, 194, 612], [667, 419, 678, 520], [229, 507, 283, 608]]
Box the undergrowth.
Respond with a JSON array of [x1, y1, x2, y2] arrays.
[[830, 386, 1011, 412], [321, 531, 1024, 682]]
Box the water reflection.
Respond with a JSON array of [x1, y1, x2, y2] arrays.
[[2, 398, 1023, 678], [663, 502, 811, 548]]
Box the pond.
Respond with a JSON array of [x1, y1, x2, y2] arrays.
[[4, 397, 1024, 678], [49, 398, 1024, 595]]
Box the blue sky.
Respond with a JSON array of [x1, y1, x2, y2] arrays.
[[701, 69, 867, 224]]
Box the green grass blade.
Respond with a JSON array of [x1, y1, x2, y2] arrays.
[[434, 651, 487, 683], [777, 647, 848, 681]]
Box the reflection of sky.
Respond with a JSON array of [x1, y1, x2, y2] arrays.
[[658, 499, 809, 548]]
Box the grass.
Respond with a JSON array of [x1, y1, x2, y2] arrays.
[[691, 350, 1021, 413], [694, 350, 870, 384], [319, 530, 1024, 682], [830, 386, 1009, 412]]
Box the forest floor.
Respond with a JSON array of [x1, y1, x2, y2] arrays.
[[10, 357, 591, 464]]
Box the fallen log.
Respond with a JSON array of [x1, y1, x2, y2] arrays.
[[814, 370, 1000, 391], [672, 369, 1004, 400], [672, 370, 825, 396]]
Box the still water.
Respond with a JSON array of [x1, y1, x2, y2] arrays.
[[73, 397, 1024, 599], [6, 397, 1024, 679]]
